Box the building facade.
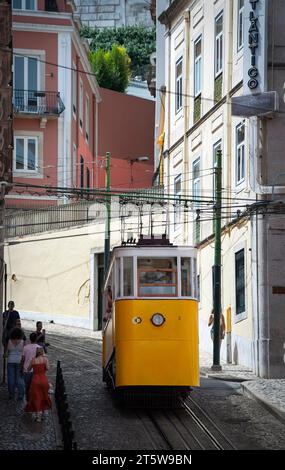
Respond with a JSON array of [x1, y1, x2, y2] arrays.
[[9, 0, 101, 208], [9, 0, 155, 209], [159, 0, 285, 378]]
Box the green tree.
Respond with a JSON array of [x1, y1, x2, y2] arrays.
[[89, 45, 131, 93], [81, 25, 156, 80]]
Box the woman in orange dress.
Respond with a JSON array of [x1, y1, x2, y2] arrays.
[[25, 346, 52, 422]]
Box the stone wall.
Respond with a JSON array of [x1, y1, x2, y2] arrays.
[[74, 0, 153, 29]]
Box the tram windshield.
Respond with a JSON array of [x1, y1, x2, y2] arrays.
[[137, 257, 177, 296]]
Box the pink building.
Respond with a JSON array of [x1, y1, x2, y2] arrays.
[[8, 0, 154, 209]]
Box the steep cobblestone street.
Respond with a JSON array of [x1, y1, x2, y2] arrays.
[[1, 320, 285, 451]]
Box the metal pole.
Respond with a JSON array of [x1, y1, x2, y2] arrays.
[[212, 149, 222, 371], [104, 152, 111, 276]]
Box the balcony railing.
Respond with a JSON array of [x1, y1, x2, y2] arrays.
[[13, 90, 65, 116]]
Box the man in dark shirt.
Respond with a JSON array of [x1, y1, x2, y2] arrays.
[[2, 301, 20, 347]]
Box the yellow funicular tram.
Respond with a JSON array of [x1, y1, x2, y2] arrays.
[[102, 235, 199, 403]]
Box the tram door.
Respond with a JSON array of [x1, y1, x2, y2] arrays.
[[97, 254, 104, 330]]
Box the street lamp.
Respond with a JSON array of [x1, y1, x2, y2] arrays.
[[129, 156, 149, 183]]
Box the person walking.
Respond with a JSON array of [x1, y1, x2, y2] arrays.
[[34, 321, 48, 353], [2, 301, 20, 349], [7, 327, 25, 401], [22, 332, 38, 400], [208, 308, 226, 343], [25, 347, 52, 422]]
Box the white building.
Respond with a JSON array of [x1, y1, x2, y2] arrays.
[[158, 0, 285, 378]]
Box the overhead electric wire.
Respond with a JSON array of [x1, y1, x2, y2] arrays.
[[5, 47, 285, 116]]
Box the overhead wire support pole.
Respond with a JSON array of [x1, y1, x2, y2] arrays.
[[212, 148, 222, 371], [104, 152, 111, 276]]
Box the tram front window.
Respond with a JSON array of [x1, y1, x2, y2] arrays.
[[138, 257, 177, 296], [181, 257, 191, 296]]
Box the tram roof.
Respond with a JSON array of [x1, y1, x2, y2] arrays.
[[110, 244, 197, 258]]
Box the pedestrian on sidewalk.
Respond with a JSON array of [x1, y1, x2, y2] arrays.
[[34, 321, 48, 353], [208, 308, 226, 344], [7, 327, 25, 401], [25, 347, 52, 422], [22, 332, 38, 400], [15, 319, 27, 344], [2, 301, 20, 350]]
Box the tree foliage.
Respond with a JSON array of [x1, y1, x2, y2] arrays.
[[89, 45, 131, 93], [81, 25, 156, 80]]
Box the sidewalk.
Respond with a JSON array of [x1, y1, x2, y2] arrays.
[[200, 349, 285, 424], [21, 320, 285, 425]]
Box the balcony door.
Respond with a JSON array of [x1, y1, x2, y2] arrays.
[[14, 55, 39, 112]]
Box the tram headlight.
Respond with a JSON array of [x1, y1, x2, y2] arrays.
[[151, 313, 165, 327]]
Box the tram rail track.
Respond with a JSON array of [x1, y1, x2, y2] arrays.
[[138, 396, 236, 450]]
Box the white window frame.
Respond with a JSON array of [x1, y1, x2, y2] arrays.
[[215, 11, 224, 77], [14, 53, 40, 91], [13, 135, 38, 173], [236, 122, 245, 186], [12, 0, 37, 10], [237, 0, 244, 51], [192, 158, 200, 209], [194, 36, 202, 97], [79, 78, 83, 131], [85, 94, 89, 143], [72, 62, 77, 117], [175, 57, 183, 113], [174, 174, 182, 228]]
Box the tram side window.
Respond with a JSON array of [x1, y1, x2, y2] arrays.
[[181, 258, 192, 296], [115, 258, 121, 298], [123, 257, 133, 296], [138, 257, 177, 296]]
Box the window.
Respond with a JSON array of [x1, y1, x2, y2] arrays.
[[215, 12, 223, 76], [86, 167, 90, 189], [14, 55, 39, 110], [80, 156, 84, 188], [73, 143, 77, 186], [13, 0, 36, 9], [14, 136, 37, 172], [72, 63, 76, 115], [175, 57, 183, 113], [237, 0, 244, 51], [174, 174, 182, 227], [235, 249, 245, 315], [123, 257, 133, 296], [194, 36, 202, 97], [79, 79, 83, 130], [85, 95, 89, 142], [193, 158, 200, 207], [236, 123, 245, 185], [14, 55, 38, 110], [137, 257, 177, 297]]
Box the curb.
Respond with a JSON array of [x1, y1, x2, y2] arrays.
[[242, 383, 285, 425], [207, 374, 249, 383]]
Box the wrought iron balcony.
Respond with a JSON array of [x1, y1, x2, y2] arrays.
[[13, 90, 65, 116]]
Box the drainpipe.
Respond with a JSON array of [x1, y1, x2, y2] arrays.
[[183, 10, 190, 245], [257, 211, 270, 378], [95, 99, 99, 188], [165, 18, 171, 236]]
